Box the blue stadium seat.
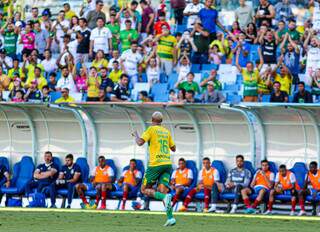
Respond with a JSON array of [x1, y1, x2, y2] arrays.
[[154, 93, 169, 102], [224, 84, 239, 93], [202, 64, 218, 71], [249, 44, 260, 61], [159, 73, 168, 83], [110, 160, 145, 199], [244, 161, 255, 177], [151, 83, 168, 102], [236, 74, 243, 85], [76, 157, 90, 183], [191, 64, 201, 73], [168, 73, 178, 90], [1, 156, 34, 195], [176, 24, 187, 33], [268, 161, 278, 174], [0, 157, 9, 171], [50, 92, 62, 103], [262, 95, 271, 102], [53, 157, 62, 172], [140, 73, 148, 83], [226, 94, 241, 104]]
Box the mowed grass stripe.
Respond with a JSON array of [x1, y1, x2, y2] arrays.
[[0, 207, 319, 221]]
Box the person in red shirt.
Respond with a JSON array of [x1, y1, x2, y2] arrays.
[[154, 12, 170, 35]]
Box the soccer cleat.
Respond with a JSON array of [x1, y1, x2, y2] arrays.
[[163, 218, 176, 227], [290, 211, 295, 216], [132, 201, 142, 210], [50, 204, 57, 209], [178, 205, 187, 212], [163, 194, 172, 211], [203, 208, 209, 213], [98, 205, 106, 210], [80, 203, 90, 209], [298, 210, 306, 216], [230, 205, 237, 214], [90, 203, 97, 210], [208, 204, 217, 213], [245, 208, 256, 214], [263, 210, 272, 215], [66, 205, 71, 209]]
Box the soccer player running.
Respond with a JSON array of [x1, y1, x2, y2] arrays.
[[117, 159, 142, 210], [179, 157, 222, 213], [170, 158, 193, 207], [241, 160, 274, 214], [49, 154, 81, 208], [76, 156, 115, 210], [299, 161, 320, 216], [265, 164, 297, 215], [133, 111, 176, 227], [223, 155, 252, 214]]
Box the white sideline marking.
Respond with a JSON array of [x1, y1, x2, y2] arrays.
[[0, 207, 319, 221]]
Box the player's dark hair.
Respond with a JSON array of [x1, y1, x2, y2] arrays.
[[179, 158, 186, 163], [273, 81, 281, 86], [236, 154, 244, 160], [261, 159, 268, 164], [120, 74, 129, 80], [130, 159, 137, 164], [66, 154, 74, 160], [298, 81, 305, 87], [97, 17, 105, 23], [279, 164, 286, 169], [203, 157, 210, 162], [98, 155, 105, 160], [310, 161, 318, 167], [45, 151, 53, 156]]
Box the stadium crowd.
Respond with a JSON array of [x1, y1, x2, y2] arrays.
[[1, 152, 320, 216], [0, 0, 319, 104]]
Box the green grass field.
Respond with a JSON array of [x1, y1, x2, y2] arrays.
[[0, 208, 318, 232]]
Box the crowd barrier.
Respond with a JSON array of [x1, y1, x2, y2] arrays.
[[0, 102, 319, 171]]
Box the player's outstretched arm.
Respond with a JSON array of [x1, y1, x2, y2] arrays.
[[132, 130, 145, 146]]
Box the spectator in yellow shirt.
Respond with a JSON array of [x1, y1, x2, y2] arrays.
[[86, 67, 101, 101], [63, 3, 77, 20], [91, 50, 108, 72], [25, 67, 48, 90], [55, 88, 76, 103], [109, 60, 123, 83]]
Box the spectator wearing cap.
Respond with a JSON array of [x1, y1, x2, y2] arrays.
[[191, 20, 211, 64], [0, 49, 13, 73], [270, 81, 288, 103], [33, 21, 50, 58], [63, 3, 77, 21], [154, 24, 177, 76], [183, 0, 204, 29], [86, 0, 106, 29], [0, 21, 19, 59], [176, 72, 200, 94], [198, 0, 227, 42], [140, 0, 155, 38], [41, 9, 52, 31], [200, 69, 222, 93], [110, 74, 131, 102], [51, 10, 70, 53], [0, 66, 10, 92], [255, 0, 275, 28], [293, 81, 313, 103], [202, 81, 226, 103], [171, 0, 186, 25], [119, 19, 139, 52], [185, 90, 201, 103], [8, 59, 25, 81], [56, 66, 77, 92], [55, 88, 75, 103], [9, 76, 25, 99], [24, 80, 43, 102], [89, 17, 112, 58], [106, 14, 120, 51], [154, 12, 170, 35], [235, 0, 255, 31], [25, 66, 48, 91]]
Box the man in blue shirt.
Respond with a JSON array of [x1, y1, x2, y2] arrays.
[[231, 32, 251, 67], [198, 0, 227, 41], [26, 151, 59, 197], [49, 154, 81, 208]]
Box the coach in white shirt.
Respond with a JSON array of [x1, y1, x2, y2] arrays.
[[183, 0, 204, 29], [89, 17, 112, 58], [120, 41, 143, 86]]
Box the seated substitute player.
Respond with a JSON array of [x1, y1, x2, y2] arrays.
[[223, 154, 252, 214], [49, 154, 81, 208], [265, 164, 297, 215], [26, 151, 59, 198], [133, 111, 176, 227], [241, 159, 275, 214], [117, 159, 142, 210], [0, 161, 10, 204], [170, 158, 193, 207], [179, 157, 222, 213], [299, 161, 320, 216], [76, 156, 115, 210]]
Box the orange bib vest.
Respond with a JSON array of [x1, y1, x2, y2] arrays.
[[202, 167, 216, 187], [175, 168, 190, 186], [94, 165, 111, 183], [308, 170, 320, 190], [279, 171, 294, 190]]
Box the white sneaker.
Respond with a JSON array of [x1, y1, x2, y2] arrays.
[[290, 211, 295, 216], [163, 218, 176, 227], [263, 210, 272, 215], [298, 210, 306, 216], [230, 204, 237, 214], [208, 204, 217, 213]]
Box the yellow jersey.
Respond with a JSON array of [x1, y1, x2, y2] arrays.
[[275, 74, 292, 95], [141, 125, 175, 167], [91, 59, 108, 72], [157, 35, 177, 61], [25, 76, 47, 90], [209, 39, 229, 55], [25, 63, 45, 80], [109, 70, 123, 83], [65, 10, 77, 20], [87, 76, 101, 98], [55, 96, 75, 103]]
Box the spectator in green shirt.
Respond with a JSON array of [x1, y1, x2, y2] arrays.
[[119, 19, 139, 52], [199, 69, 222, 93], [0, 21, 19, 58], [106, 14, 120, 50], [176, 72, 200, 94], [287, 19, 300, 43]]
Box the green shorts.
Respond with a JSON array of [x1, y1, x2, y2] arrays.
[[143, 164, 172, 188]]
